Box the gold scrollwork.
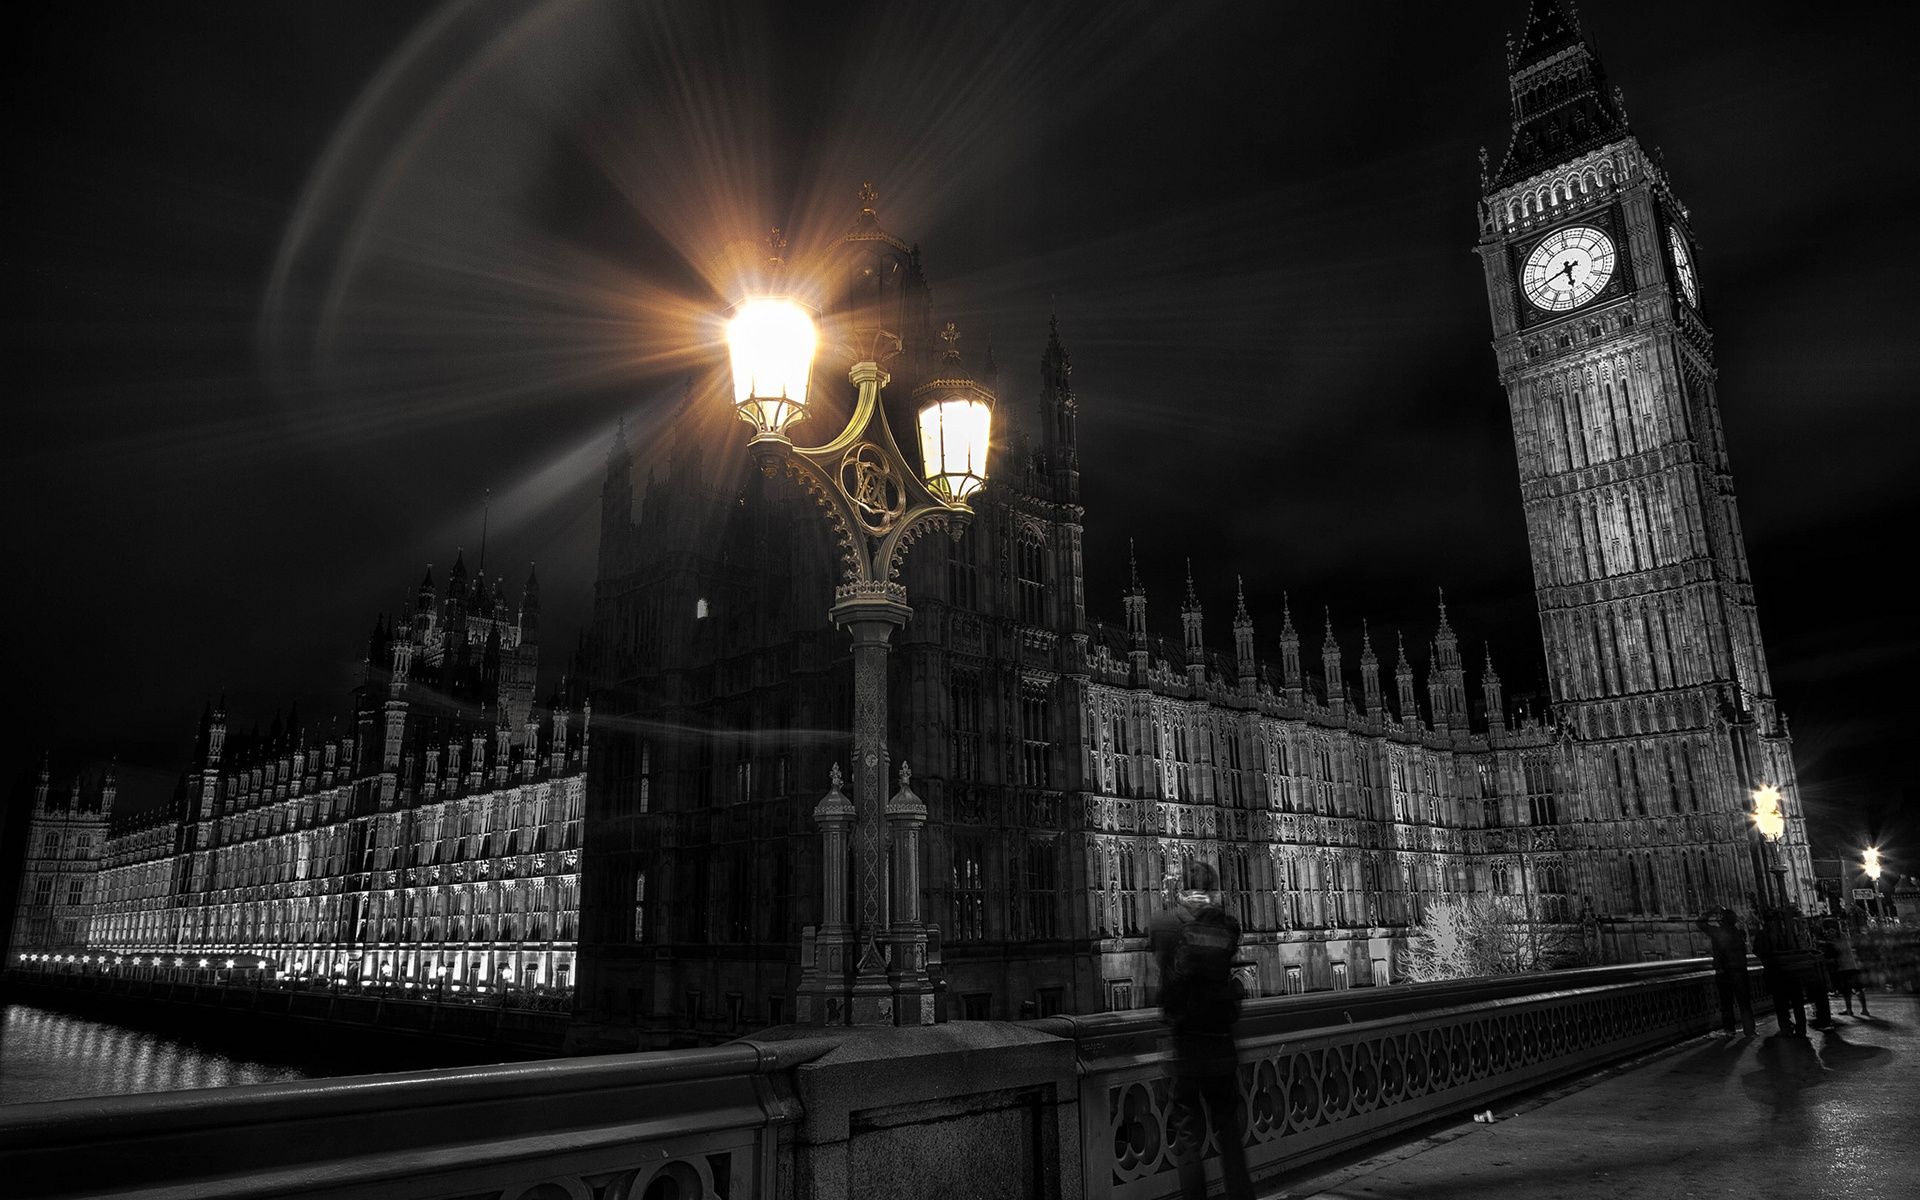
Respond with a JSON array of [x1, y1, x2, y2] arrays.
[[839, 442, 905, 536]]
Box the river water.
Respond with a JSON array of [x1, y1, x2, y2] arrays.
[[0, 1003, 314, 1106]]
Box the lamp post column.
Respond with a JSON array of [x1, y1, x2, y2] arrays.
[[832, 591, 912, 1026]]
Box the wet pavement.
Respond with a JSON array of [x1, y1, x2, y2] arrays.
[[1274, 995, 1920, 1200]]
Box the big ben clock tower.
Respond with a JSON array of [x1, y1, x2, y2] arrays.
[[1476, 0, 1810, 946]]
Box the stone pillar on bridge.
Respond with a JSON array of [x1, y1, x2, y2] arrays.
[[799, 766, 856, 1026], [886, 763, 935, 1026]]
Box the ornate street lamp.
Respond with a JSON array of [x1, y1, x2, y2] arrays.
[[724, 261, 991, 1027], [1750, 784, 1790, 911], [1864, 846, 1884, 924]]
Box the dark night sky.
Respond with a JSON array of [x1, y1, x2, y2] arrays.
[[4, 2, 1914, 866]]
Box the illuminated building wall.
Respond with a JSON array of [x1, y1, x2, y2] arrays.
[[69, 560, 589, 994]]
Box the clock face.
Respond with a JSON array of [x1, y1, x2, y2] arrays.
[[1668, 227, 1698, 306], [1521, 225, 1617, 312]]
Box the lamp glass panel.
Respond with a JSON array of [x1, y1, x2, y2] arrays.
[[918, 396, 992, 501], [726, 299, 815, 427]]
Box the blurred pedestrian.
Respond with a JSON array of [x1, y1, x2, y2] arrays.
[[1787, 904, 1834, 1029], [1824, 919, 1870, 1017], [1151, 859, 1255, 1200], [1696, 906, 1756, 1037], [1754, 910, 1806, 1036]]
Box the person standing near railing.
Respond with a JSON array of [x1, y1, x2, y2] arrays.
[[1150, 859, 1255, 1200], [1696, 907, 1756, 1037]]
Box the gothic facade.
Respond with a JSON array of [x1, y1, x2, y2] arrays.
[[18, 560, 590, 995], [573, 0, 1810, 1047], [9, 764, 115, 954]]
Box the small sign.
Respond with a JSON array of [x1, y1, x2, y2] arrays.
[[1852, 888, 1877, 901]]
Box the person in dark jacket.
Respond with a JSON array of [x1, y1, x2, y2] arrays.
[[1753, 910, 1806, 1036], [1696, 907, 1756, 1036], [1150, 860, 1255, 1200]]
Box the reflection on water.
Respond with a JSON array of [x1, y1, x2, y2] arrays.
[[0, 1004, 311, 1105]]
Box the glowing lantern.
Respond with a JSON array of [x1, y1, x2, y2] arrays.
[[912, 329, 994, 504], [726, 297, 817, 439], [1751, 785, 1785, 841], [1864, 847, 1883, 881], [916, 391, 993, 502]]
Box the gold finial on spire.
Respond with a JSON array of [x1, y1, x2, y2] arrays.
[[939, 321, 961, 360], [765, 226, 787, 266], [857, 181, 879, 217]]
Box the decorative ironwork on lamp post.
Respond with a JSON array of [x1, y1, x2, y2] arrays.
[[723, 268, 993, 1027]]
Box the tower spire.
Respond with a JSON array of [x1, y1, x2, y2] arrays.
[[1278, 592, 1303, 703], [478, 488, 491, 576], [1359, 619, 1383, 717], [1123, 539, 1150, 682], [1180, 560, 1205, 689], [1232, 576, 1256, 696], [1493, 0, 1627, 189]]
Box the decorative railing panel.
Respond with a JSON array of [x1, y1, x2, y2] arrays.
[[1037, 959, 1765, 1200]]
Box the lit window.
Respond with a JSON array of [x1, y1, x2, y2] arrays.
[[695, 598, 709, 619]]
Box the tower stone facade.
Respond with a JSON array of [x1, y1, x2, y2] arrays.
[[9, 761, 114, 954], [1475, 0, 1811, 948]]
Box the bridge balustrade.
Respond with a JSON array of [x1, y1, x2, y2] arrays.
[[2, 958, 1760, 1200]]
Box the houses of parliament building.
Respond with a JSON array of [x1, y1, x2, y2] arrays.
[[14, 2, 1812, 1047], [570, 0, 1811, 1043]]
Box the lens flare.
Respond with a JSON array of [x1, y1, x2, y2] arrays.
[[1750, 785, 1785, 840]]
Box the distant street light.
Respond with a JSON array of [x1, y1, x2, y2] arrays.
[[723, 246, 992, 1027], [1864, 846, 1884, 924]]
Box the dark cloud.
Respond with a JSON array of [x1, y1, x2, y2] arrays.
[[4, 1, 1914, 867]]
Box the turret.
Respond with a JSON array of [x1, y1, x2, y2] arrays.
[[445, 549, 470, 668], [1322, 611, 1345, 718], [1232, 576, 1256, 695], [601, 418, 634, 578], [1429, 589, 1468, 731], [1359, 621, 1383, 718], [1181, 561, 1205, 689], [1395, 632, 1420, 728], [1482, 645, 1506, 733], [414, 565, 435, 636], [1038, 313, 1079, 505], [1123, 541, 1149, 681], [520, 562, 541, 646], [1279, 594, 1304, 706]]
